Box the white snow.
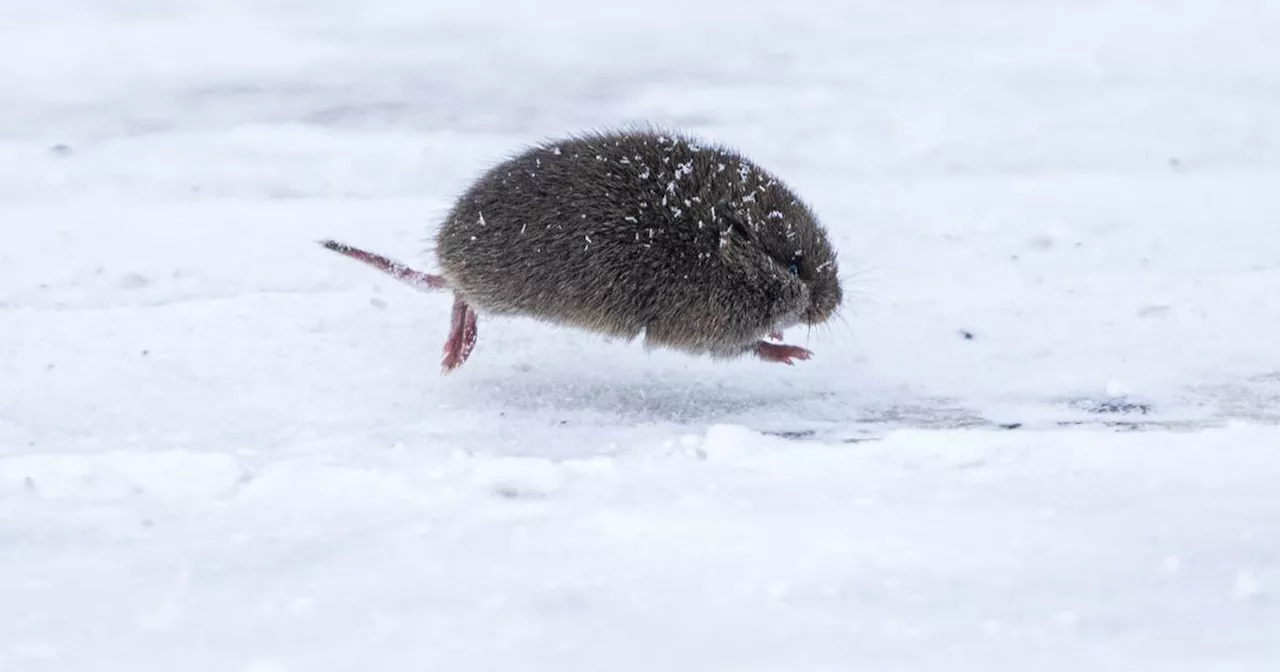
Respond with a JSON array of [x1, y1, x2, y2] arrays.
[[4, 0, 1280, 670]]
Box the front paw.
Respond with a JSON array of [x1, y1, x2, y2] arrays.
[[754, 340, 812, 365]]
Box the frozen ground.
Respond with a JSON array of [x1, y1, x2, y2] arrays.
[[3, 1, 1280, 669]]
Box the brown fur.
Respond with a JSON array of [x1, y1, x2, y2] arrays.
[[433, 128, 842, 360]]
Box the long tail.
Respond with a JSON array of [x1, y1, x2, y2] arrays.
[[318, 239, 447, 292]]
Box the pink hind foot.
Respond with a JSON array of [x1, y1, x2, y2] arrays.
[[769, 330, 784, 341], [442, 293, 478, 373], [755, 340, 812, 365]]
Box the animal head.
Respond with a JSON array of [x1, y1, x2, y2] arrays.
[[787, 213, 843, 326], [718, 184, 843, 329]]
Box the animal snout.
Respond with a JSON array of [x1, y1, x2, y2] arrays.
[[802, 284, 841, 325]]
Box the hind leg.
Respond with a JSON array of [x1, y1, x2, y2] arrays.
[[441, 293, 478, 373]]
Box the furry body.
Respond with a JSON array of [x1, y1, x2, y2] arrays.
[[435, 130, 841, 359]]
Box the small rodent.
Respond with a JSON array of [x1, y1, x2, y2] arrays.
[[321, 128, 843, 374]]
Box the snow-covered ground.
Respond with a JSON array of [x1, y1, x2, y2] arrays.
[[4, 1, 1280, 669]]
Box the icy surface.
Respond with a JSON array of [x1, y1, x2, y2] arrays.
[[3, 1, 1280, 670]]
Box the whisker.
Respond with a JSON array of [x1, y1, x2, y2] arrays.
[[835, 311, 855, 338]]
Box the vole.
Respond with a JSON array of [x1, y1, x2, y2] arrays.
[[321, 128, 843, 374]]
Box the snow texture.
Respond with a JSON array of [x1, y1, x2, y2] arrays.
[[3, 1, 1280, 670]]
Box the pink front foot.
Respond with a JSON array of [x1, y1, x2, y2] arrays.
[[441, 293, 478, 373], [755, 340, 812, 365], [768, 330, 784, 341]]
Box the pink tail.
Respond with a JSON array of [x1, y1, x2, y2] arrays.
[[319, 239, 446, 292]]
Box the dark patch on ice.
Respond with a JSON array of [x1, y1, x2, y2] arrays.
[[1070, 397, 1153, 415], [959, 330, 976, 341], [49, 144, 73, 157], [771, 429, 816, 440], [770, 414, 1220, 444], [493, 486, 548, 500], [117, 272, 152, 290], [853, 403, 993, 428], [1137, 305, 1171, 318]]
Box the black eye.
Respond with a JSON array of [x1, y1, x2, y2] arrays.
[[787, 253, 803, 276]]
